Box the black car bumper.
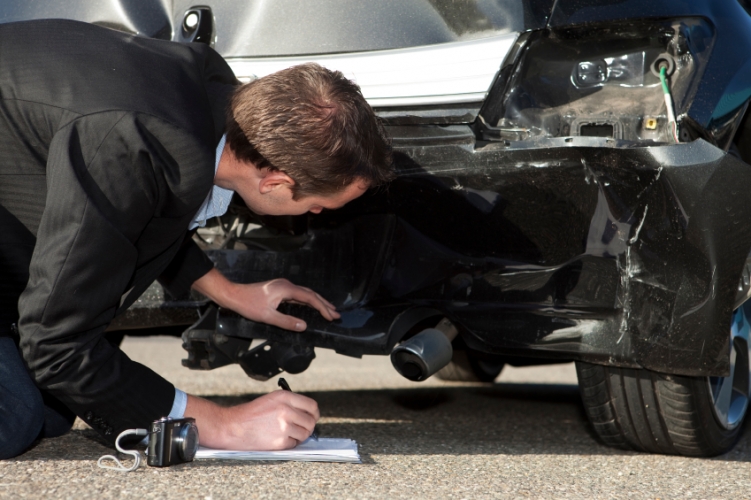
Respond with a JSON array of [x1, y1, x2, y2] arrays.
[[177, 134, 751, 377]]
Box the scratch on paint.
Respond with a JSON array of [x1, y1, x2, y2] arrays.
[[636, 166, 663, 199], [581, 158, 595, 185], [617, 205, 649, 344], [629, 205, 648, 245], [680, 266, 717, 318]]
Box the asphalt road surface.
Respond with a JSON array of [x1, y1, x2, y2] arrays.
[[3, 335, 751, 499]]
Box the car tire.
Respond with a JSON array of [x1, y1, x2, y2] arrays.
[[436, 350, 504, 382], [576, 306, 751, 456]]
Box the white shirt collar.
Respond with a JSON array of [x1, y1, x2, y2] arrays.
[[189, 135, 234, 230]]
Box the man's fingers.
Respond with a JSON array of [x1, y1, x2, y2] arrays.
[[281, 391, 321, 421], [287, 422, 314, 444], [286, 298, 340, 320], [275, 396, 318, 445], [277, 436, 299, 450], [266, 310, 307, 331], [302, 288, 336, 310], [288, 282, 336, 309], [284, 286, 339, 321], [285, 405, 317, 435], [271, 280, 339, 317], [318, 296, 339, 316], [215, 390, 322, 451], [309, 290, 337, 312]]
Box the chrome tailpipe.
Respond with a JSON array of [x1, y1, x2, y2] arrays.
[[390, 318, 458, 381]]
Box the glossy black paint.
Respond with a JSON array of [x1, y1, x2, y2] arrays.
[[205, 134, 751, 377]]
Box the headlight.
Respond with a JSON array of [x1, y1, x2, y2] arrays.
[[571, 53, 645, 89], [480, 19, 714, 144]]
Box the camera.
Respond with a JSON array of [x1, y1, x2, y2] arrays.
[[147, 417, 199, 467]]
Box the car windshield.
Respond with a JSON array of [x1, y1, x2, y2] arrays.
[[194, 0, 529, 57]]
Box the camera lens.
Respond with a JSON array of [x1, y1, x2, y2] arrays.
[[177, 422, 199, 461]]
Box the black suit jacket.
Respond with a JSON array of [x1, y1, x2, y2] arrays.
[[0, 19, 237, 442]]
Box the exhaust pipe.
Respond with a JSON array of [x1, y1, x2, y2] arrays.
[[391, 318, 458, 381]]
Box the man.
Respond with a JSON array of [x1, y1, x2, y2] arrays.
[[0, 19, 393, 459]]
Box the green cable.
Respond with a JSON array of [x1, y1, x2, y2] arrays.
[[659, 66, 670, 95], [659, 64, 678, 141]]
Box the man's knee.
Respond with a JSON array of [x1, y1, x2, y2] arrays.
[[0, 336, 45, 459], [41, 392, 76, 438], [0, 389, 44, 459]]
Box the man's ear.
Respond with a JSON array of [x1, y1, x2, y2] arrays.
[[258, 169, 296, 194]]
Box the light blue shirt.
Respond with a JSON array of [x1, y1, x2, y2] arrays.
[[189, 134, 235, 230], [140, 388, 187, 443], [168, 387, 188, 420], [170, 135, 234, 421]]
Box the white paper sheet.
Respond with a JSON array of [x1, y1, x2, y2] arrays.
[[195, 438, 361, 463]]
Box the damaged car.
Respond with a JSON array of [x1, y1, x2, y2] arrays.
[[4, 0, 751, 456]]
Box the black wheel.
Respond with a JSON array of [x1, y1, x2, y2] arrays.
[[436, 350, 504, 382], [576, 306, 751, 456]]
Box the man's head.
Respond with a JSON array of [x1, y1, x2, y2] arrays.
[[221, 63, 394, 215]]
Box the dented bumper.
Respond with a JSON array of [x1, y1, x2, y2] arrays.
[[200, 135, 751, 377]]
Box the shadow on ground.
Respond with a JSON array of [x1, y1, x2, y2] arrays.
[[13, 382, 751, 464]]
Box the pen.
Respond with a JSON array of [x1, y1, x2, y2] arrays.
[[278, 377, 319, 441]]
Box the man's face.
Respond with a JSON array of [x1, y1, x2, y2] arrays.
[[243, 177, 369, 217]]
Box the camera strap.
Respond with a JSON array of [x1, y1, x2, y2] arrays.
[[97, 428, 148, 472]]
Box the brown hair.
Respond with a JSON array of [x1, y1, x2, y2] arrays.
[[226, 63, 394, 199]]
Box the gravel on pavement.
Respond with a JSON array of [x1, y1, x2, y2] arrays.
[[2, 335, 751, 499]]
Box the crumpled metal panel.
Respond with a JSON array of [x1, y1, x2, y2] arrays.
[[378, 137, 751, 376], [207, 134, 751, 377]]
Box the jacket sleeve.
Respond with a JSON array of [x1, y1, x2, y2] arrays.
[[158, 235, 215, 298], [17, 112, 181, 443]]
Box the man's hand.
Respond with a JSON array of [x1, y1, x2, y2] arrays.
[[192, 268, 340, 331], [185, 392, 320, 450]]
